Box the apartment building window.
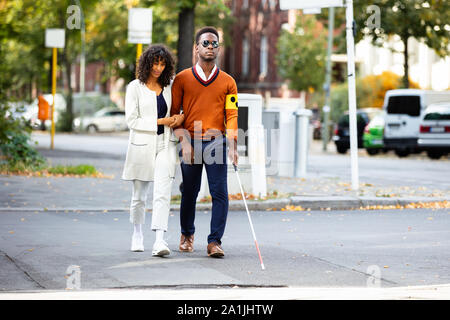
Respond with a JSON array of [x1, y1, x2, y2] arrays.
[[260, 35, 268, 76], [242, 37, 249, 76]]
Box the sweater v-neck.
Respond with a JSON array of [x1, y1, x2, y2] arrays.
[[191, 66, 220, 87]]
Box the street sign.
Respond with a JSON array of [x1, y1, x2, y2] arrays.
[[45, 28, 65, 150], [128, 8, 152, 44], [280, 0, 343, 10], [45, 28, 65, 48]]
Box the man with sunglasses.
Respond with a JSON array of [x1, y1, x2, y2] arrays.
[[170, 26, 239, 258]]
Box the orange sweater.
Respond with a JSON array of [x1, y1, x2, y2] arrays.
[[171, 67, 238, 141]]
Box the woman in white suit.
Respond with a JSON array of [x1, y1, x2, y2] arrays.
[[122, 44, 183, 256]]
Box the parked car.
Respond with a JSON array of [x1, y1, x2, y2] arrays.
[[383, 89, 450, 157], [73, 107, 127, 133], [363, 112, 386, 155], [333, 108, 381, 154], [418, 102, 450, 159], [72, 92, 119, 117]]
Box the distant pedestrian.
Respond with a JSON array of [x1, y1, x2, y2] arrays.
[[122, 44, 184, 256], [170, 26, 239, 258]]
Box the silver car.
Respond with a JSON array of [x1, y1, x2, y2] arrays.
[[418, 102, 450, 159], [73, 107, 127, 133]]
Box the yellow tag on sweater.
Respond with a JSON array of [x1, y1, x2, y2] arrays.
[[225, 94, 238, 110]]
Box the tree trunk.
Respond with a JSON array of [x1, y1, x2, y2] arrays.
[[402, 34, 410, 88], [176, 7, 195, 73]]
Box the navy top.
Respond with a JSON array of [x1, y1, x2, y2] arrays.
[[156, 89, 167, 135]]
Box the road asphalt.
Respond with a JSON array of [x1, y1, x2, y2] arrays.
[[1, 132, 449, 300]]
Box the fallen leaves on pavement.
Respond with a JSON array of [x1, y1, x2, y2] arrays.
[[278, 201, 449, 212]]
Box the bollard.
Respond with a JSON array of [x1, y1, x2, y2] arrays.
[[294, 108, 312, 177]]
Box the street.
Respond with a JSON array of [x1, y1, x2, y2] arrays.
[[1, 132, 449, 298], [0, 207, 449, 291]]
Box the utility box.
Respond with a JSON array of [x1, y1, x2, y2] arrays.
[[263, 99, 313, 177]]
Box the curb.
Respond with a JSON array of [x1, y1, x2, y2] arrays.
[[0, 197, 447, 213]]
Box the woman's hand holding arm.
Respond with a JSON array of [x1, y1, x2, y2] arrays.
[[157, 116, 177, 126], [169, 114, 184, 128]]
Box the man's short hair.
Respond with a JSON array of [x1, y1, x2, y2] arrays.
[[195, 26, 219, 44]]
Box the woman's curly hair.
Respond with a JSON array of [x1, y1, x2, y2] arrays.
[[137, 44, 175, 88]]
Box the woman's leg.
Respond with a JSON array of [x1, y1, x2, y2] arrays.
[[130, 179, 150, 251], [151, 142, 174, 233], [151, 137, 173, 256], [130, 179, 150, 225]]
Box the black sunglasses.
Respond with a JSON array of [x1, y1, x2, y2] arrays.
[[200, 40, 219, 48]]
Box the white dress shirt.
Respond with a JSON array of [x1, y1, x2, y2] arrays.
[[195, 63, 217, 81]]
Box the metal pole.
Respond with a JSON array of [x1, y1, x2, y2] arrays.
[[345, 0, 359, 190], [136, 43, 143, 77], [322, 6, 334, 151], [51, 47, 57, 150], [75, 0, 86, 131], [293, 110, 300, 177]]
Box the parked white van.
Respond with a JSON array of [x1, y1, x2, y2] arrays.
[[383, 89, 450, 157], [418, 102, 450, 159]]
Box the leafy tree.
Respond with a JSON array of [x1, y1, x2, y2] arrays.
[[330, 71, 420, 123], [319, 0, 450, 88], [276, 14, 328, 103], [360, 71, 419, 108]]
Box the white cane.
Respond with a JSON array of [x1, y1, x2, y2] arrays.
[[233, 164, 265, 270]]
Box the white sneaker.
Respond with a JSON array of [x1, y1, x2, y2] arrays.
[[131, 234, 144, 252], [152, 240, 170, 257]]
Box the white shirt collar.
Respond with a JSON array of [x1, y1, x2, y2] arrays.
[[195, 63, 217, 81]]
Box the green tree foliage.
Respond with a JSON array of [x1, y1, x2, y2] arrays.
[[276, 14, 328, 93], [318, 1, 450, 88]]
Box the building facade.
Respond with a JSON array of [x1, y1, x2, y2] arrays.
[[225, 0, 290, 98]]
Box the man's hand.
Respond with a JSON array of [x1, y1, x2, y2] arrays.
[[169, 114, 185, 128], [181, 140, 194, 165], [227, 139, 238, 166]]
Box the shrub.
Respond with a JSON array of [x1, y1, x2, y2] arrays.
[[0, 102, 46, 169]]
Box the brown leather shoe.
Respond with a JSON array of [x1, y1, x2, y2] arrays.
[[207, 242, 224, 258], [179, 234, 194, 252]]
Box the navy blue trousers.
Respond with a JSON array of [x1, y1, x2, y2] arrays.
[[179, 136, 228, 244]]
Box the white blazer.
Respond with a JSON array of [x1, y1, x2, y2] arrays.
[[121, 79, 177, 181]]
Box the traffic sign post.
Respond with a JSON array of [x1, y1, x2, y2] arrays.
[[128, 8, 152, 75], [280, 0, 360, 190], [344, 0, 359, 191], [45, 28, 65, 150]]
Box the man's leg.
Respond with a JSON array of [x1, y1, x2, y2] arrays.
[[179, 161, 203, 236], [204, 138, 228, 245]]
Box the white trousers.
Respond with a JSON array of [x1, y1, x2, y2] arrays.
[[129, 134, 174, 231]]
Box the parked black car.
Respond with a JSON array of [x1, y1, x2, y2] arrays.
[[332, 108, 381, 154]]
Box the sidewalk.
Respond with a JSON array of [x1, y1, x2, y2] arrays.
[[0, 134, 448, 212], [2, 284, 450, 300]]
